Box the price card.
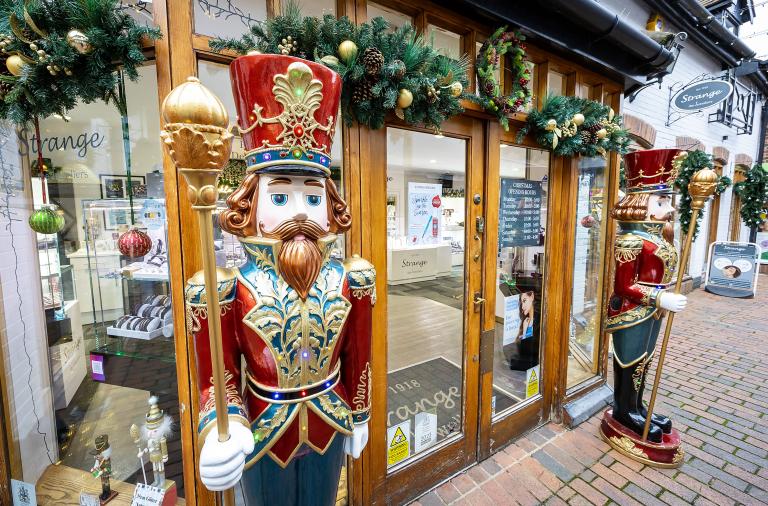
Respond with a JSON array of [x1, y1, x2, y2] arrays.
[[79, 493, 100, 506], [131, 483, 166, 506]]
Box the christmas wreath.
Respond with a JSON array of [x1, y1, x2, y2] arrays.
[[0, 0, 161, 124], [734, 163, 768, 228], [475, 27, 531, 130], [516, 95, 629, 157], [210, 2, 468, 131]]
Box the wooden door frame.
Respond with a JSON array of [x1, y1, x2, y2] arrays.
[[363, 114, 485, 506]]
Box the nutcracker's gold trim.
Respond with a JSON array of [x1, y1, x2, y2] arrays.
[[244, 404, 300, 469], [605, 305, 658, 331], [612, 349, 648, 369], [352, 362, 371, 413]]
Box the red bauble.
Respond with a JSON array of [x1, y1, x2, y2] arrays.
[[118, 228, 152, 258]]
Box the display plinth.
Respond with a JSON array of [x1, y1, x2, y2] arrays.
[[599, 409, 683, 468], [100, 489, 118, 505]]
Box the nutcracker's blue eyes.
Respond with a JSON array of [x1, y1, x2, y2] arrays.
[[271, 194, 288, 206], [306, 195, 322, 207]]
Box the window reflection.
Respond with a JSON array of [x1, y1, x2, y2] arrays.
[[567, 156, 608, 388]]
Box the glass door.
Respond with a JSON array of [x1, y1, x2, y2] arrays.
[[478, 131, 554, 454], [368, 116, 485, 505]]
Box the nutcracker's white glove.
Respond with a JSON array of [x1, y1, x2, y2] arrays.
[[658, 292, 687, 312], [199, 421, 254, 491], [344, 422, 369, 458]]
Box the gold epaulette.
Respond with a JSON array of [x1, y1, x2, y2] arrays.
[[344, 255, 376, 302], [185, 267, 237, 305], [614, 234, 644, 263]]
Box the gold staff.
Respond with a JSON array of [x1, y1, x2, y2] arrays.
[[160, 77, 235, 505], [641, 167, 718, 441]]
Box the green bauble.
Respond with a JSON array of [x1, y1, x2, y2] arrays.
[[29, 206, 64, 234]]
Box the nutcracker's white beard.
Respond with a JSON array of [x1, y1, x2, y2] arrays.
[[261, 218, 329, 300], [142, 416, 173, 442]]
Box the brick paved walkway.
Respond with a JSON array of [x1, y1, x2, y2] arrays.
[[413, 278, 768, 506]]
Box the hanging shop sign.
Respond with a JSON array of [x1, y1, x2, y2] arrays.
[[704, 241, 761, 298], [672, 79, 733, 111]]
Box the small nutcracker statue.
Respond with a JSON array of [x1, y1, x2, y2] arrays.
[[130, 396, 173, 488], [601, 148, 716, 467], [161, 53, 374, 505], [90, 434, 117, 504]]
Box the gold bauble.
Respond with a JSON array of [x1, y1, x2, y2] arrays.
[[545, 119, 557, 131], [6, 55, 25, 76], [66, 29, 92, 54], [161, 76, 229, 128], [449, 81, 463, 97], [596, 128, 608, 139], [572, 113, 585, 126], [397, 89, 413, 109], [320, 55, 339, 66], [338, 40, 358, 64]]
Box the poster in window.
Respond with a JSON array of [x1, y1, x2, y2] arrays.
[[499, 178, 542, 248], [407, 182, 442, 245], [757, 219, 768, 263]]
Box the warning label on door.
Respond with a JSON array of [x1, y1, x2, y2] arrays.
[[526, 365, 540, 399], [387, 420, 411, 466]]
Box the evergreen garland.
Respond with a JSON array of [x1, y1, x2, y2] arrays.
[[516, 95, 629, 157], [0, 0, 160, 124], [475, 27, 530, 130], [210, 2, 468, 131], [672, 150, 714, 239], [715, 174, 732, 196], [734, 164, 768, 228]]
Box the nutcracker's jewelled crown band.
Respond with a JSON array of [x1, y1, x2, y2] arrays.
[[230, 54, 342, 177], [623, 148, 684, 194]]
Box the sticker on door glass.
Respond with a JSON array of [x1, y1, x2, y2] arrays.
[[526, 365, 540, 399], [387, 420, 411, 466]]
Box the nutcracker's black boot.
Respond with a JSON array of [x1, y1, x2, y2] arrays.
[[636, 358, 672, 434], [612, 357, 663, 443]]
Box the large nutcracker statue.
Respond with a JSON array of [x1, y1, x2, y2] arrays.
[[601, 148, 717, 467], [161, 54, 373, 505]]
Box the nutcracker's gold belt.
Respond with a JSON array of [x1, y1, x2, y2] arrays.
[[246, 363, 340, 404]]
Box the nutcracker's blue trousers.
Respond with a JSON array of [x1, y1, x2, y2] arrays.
[[240, 435, 345, 506]]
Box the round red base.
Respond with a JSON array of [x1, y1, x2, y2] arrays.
[[599, 409, 684, 468]]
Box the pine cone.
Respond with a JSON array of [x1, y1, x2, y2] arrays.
[[0, 80, 11, 100], [362, 47, 384, 76], [392, 59, 406, 80], [352, 76, 375, 102]]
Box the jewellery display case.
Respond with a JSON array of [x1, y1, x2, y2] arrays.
[[75, 197, 175, 356]]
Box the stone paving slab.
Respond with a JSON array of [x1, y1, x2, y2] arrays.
[[411, 278, 768, 505]]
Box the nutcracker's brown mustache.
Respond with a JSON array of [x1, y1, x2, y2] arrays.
[[261, 219, 329, 300], [261, 218, 328, 241]]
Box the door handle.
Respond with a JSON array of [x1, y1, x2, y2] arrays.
[[473, 292, 485, 312]]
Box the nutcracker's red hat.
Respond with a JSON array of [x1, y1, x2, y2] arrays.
[[229, 53, 341, 176], [623, 148, 683, 194]]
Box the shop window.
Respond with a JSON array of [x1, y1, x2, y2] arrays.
[[2, 63, 190, 499], [194, 0, 267, 38], [428, 24, 461, 60], [368, 2, 413, 29], [567, 156, 608, 388], [579, 83, 593, 100], [285, 0, 335, 18], [547, 70, 566, 97], [492, 144, 549, 419], [385, 128, 467, 469]]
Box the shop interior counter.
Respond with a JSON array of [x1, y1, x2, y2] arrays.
[[386, 242, 452, 284]]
